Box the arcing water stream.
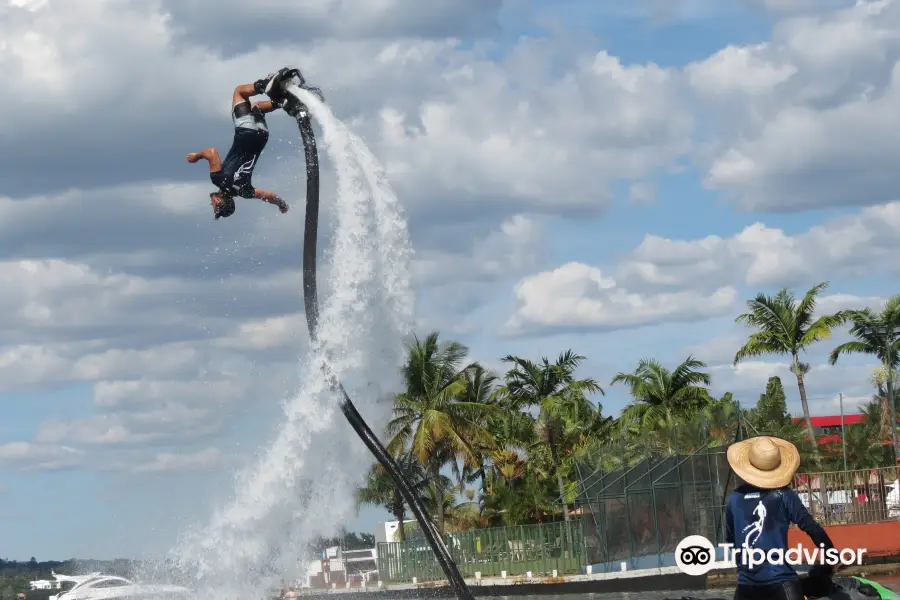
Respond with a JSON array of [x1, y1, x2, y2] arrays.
[[159, 87, 415, 600]]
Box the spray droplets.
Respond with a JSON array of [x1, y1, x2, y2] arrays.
[[156, 88, 413, 600]]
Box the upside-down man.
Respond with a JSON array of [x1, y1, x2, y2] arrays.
[[186, 69, 295, 219]]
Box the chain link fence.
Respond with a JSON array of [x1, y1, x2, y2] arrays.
[[573, 418, 900, 573], [376, 521, 584, 582]]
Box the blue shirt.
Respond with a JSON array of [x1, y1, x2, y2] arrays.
[[725, 484, 834, 585]]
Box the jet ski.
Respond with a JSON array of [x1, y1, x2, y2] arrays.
[[666, 576, 900, 599]]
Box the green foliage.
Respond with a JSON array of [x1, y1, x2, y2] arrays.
[[744, 376, 792, 432], [356, 286, 900, 537], [829, 295, 900, 448], [0, 559, 134, 600], [308, 531, 376, 552]]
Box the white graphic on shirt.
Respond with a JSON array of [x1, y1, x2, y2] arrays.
[[233, 155, 257, 185], [742, 500, 766, 548]]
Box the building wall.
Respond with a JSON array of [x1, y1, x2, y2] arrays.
[[787, 521, 900, 557], [375, 519, 417, 544]]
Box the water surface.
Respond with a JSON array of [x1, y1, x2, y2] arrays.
[[506, 579, 900, 600]]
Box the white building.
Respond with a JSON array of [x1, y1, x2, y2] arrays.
[[30, 581, 61, 591], [298, 545, 378, 588], [374, 519, 416, 544]]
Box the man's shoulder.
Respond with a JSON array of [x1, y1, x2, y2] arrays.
[[727, 486, 753, 504], [779, 486, 801, 502], [731, 484, 760, 496]]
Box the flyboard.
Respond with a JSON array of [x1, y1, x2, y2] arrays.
[[270, 69, 476, 600], [666, 576, 900, 600]]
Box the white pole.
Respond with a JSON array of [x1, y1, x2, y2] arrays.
[[840, 393, 848, 472]]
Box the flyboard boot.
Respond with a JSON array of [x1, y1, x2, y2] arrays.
[[261, 67, 325, 119]]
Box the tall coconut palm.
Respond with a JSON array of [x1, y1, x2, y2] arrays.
[[528, 399, 612, 513], [399, 474, 469, 538], [357, 453, 429, 541], [703, 393, 741, 447], [482, 409, 537, 494], [480, 466, 558, 526], [386, 332, 497, 535], [828, 295, 900, 462], [457, 364, 500, 497], [498, 350, 605, 522], [440, 486, 484, 533], [834, 421, 887, 471], [859, 398, 898, 467], [483, 367, 541, 481], [870, 374, 900, 463], [611, 356, 714, 451], [734, 282, 845, 464]]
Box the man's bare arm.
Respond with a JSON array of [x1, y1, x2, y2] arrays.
[[186, 147, 222, 172], [252, 101, 278, 114], [254, 188, 289, 213]]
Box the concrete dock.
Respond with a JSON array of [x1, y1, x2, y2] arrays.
[[295, 564, 706, 598], [292, 557, 900, 599]]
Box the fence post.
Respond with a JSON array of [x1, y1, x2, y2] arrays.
[[647, 452, 662, 569], [623, 467, 635, 570], [673, 433, 688, 541], [539, 521, 547, 575]]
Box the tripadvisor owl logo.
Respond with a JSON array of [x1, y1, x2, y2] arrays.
[[674, 535, 867, 576], [675, 535, 716, 576]]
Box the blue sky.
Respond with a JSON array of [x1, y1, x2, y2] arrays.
[[1, 0, 898, 564]]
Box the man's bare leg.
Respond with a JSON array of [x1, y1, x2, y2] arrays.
[[186, 147, 222, 172], [254, 188, 289, 213]]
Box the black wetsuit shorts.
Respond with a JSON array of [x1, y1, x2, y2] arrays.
[[210, 101, 270, 199]]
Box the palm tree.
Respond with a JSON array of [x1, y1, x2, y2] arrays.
[[734, 282, 845, 464], [480, 467, 558, 526], [828, 295, 900, 461], [830, 420, 886, 471], [498, 350, 605, 522], [357, 453, 429, 541], [480, 373, 541, 493], [457, 364, 500, 497], [611, 355, 713, 451], [400, 476, 476, 537], [703, 393, 741, 447], [870, 365, 900, 390], [386, 332, 497, 535], [870, 372, 900, 462], [859, 398, 898, 466], [538, 406, 612, 506]]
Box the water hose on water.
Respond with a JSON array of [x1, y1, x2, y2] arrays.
[[289, 94, 475, 600]]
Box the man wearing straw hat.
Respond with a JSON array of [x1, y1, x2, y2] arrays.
[[726, 436, 835, 600]]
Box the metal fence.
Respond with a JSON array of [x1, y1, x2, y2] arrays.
[[573, 418, 900, 573], [375, 520, 585, 582], [574, 423, 735, 572], [794, 466, 900, 526]]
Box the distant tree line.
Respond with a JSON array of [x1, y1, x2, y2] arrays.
[[0, 558, 135, 600], [308, 531, 376, 553], [0, 533, 378, 599]]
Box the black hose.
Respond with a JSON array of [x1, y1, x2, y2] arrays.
[[295, 111, 475, 600]]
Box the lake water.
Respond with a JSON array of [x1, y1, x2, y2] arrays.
[[508, 577, 900, 599]]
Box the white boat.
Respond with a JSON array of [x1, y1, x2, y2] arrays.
[[48, 574, 191, 600]]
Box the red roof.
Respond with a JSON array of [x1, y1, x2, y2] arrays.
[[792, 415, 866, 427], [817, 435, 842, 445]]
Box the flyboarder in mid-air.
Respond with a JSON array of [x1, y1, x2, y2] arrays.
[[186, 68, 297, 220]]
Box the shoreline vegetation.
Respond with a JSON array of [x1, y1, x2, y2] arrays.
[[7, 284, 900, 596], [358, 284, 900, 540], [0, 534, 371, 597], [0, 560, 129, 600]]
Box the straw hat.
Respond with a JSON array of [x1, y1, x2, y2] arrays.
[[727, 436, 801, 489]]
